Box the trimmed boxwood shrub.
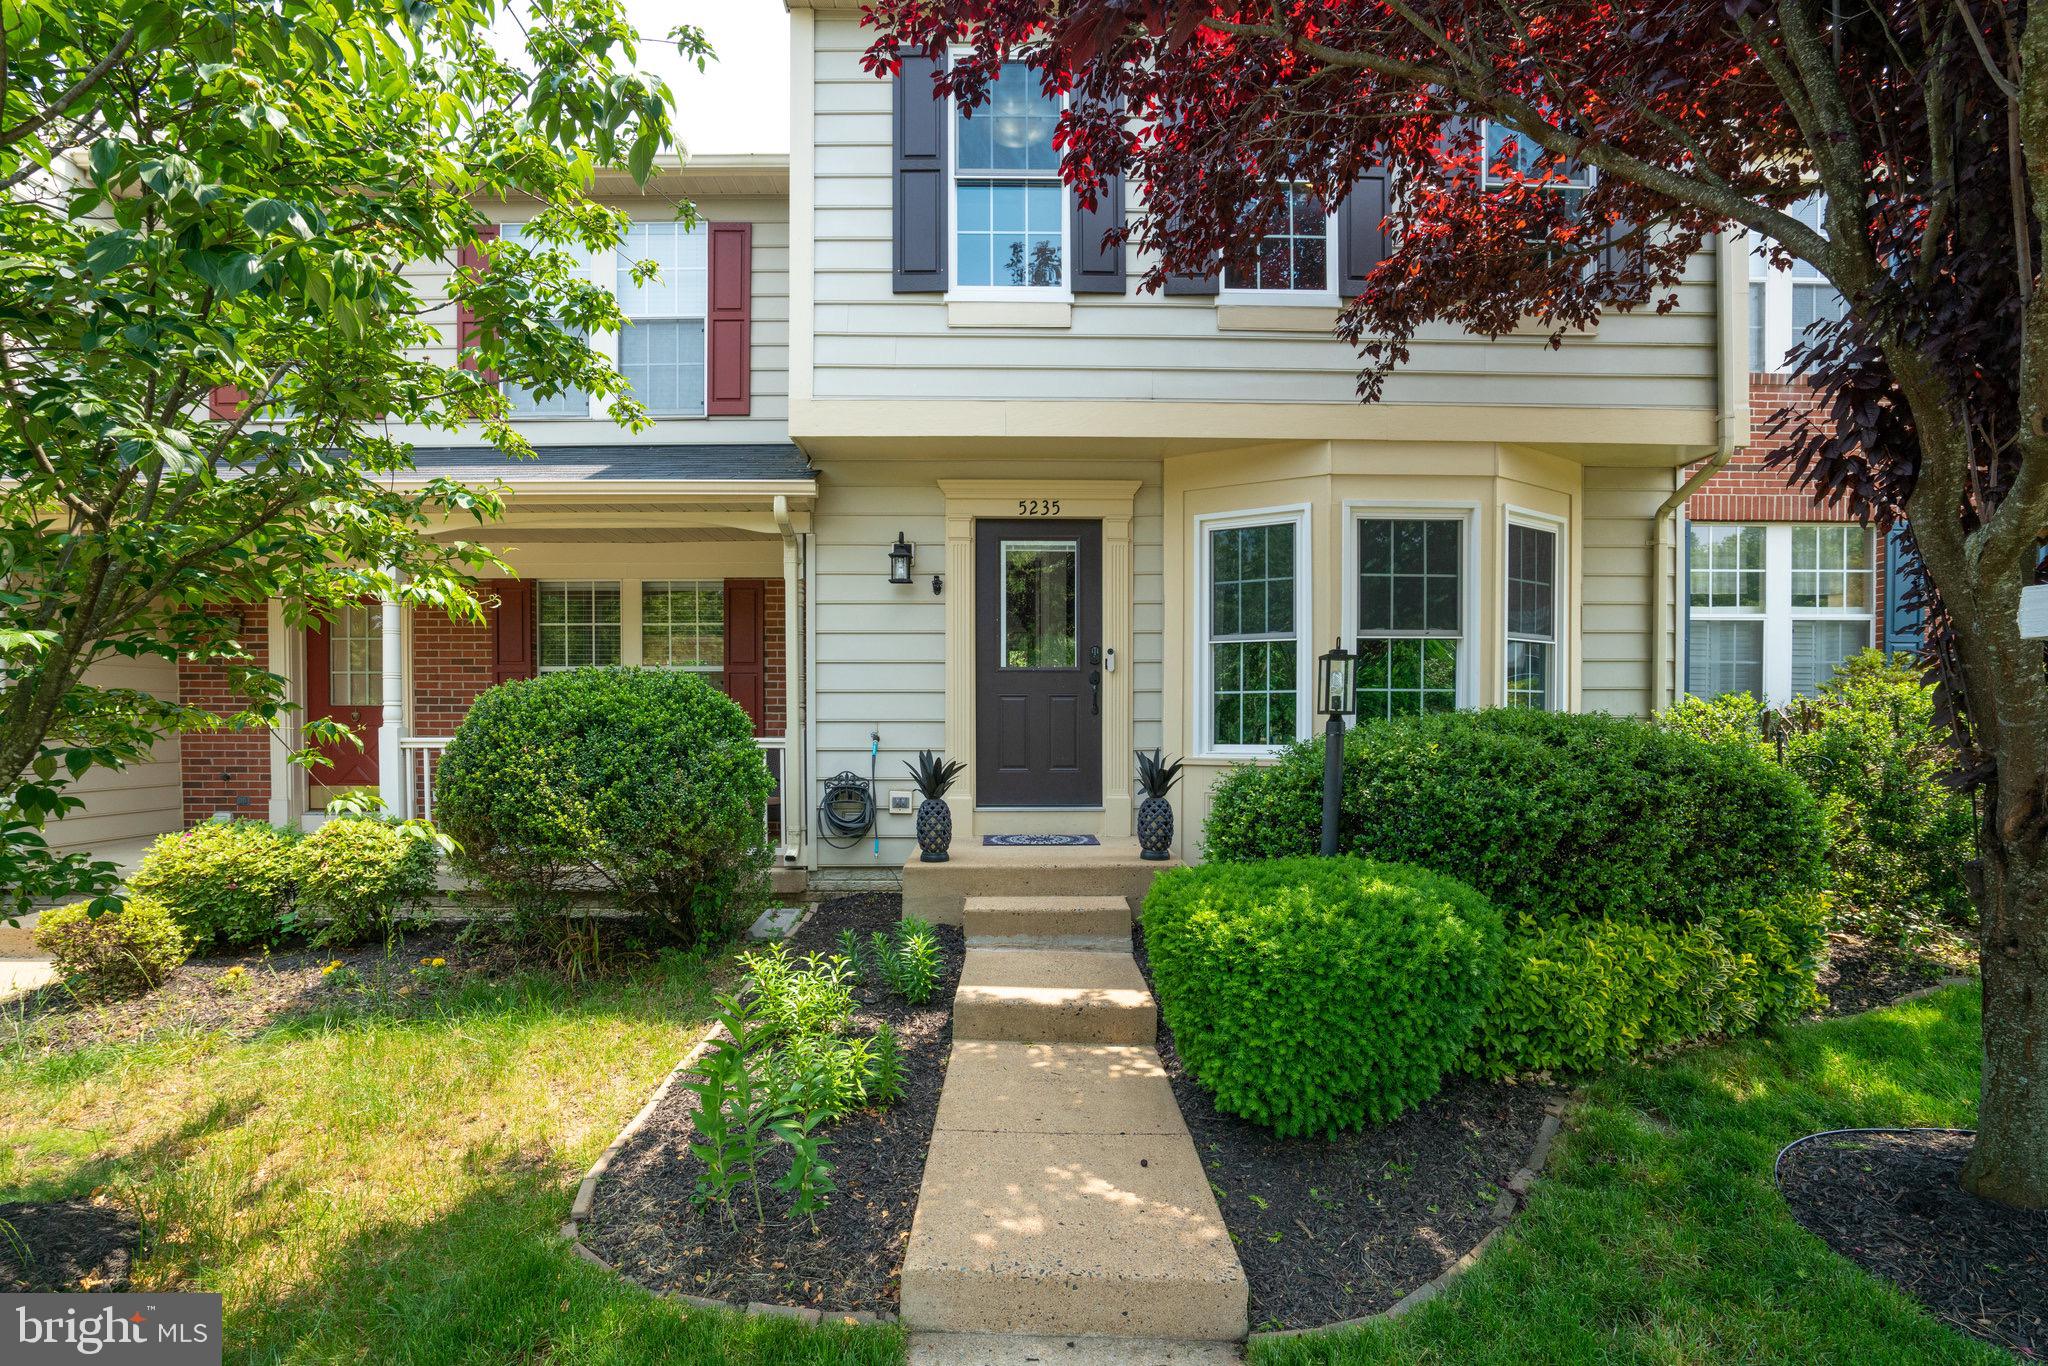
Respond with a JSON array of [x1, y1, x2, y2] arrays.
[[1203, 708, 1826, 929], [1465, 892, 1829, 1077], [434, 667, 773, 947], [34, 897, 188, 996], [291, 817, 443, 947], [127, 820, 298, 951], [1141, 856, 1503, 1136]]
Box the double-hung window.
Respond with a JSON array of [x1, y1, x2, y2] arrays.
[[1686, 523, 1873, 703], [500, 223, 593, 418], [1221, 183, 1333, 296], [1749, 194, 1846, 372], [1200, 511, 1308, 754], [1355, 515, 1466, 718], [617, 222, 709, 416], [537, 581, 622, 669], [1505, 519, 1561, 708], [953, 65, 1065, 291], [642, 580, 724, 683], [1481, 122, 1594, 246]]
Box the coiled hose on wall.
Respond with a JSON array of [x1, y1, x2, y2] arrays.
[[817, 731, 879, 849]]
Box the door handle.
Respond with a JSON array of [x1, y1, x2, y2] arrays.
[[1089, 668, 1102, 716]]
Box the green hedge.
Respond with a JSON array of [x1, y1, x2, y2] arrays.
[[435, 667, 773, 946], [35, 897, 188, 996], [1141, 856, 1503, 1136], [1203, 708, 1827, 929], [291, 817, 443, 947], [1466, 893, 1829, 1077], [128, 820, 298, 951]]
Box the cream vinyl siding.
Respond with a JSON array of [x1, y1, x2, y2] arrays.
[[806, 458, 1164, 868], [809, 14, 1720, 413], [400, 193, 791, 444], [51, 653, 182, 852], [1580, 465, 1683, 715]]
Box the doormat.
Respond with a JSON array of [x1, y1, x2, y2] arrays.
[[982, 833, 1101, 847]]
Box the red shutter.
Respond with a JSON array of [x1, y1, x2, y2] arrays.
[[456, 224, 500, 375], [487, 578, 535, 685], [705, 222, 752, 416], [723, 579, 766, 734], [209, 385, 246, 419]]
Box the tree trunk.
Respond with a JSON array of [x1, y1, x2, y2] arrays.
[[1963, 819, 2048, 1207]]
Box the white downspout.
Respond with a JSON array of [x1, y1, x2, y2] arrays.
[[774, 495, 807, 865]]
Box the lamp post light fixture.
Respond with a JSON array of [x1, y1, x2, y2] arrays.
[[887, 532, 915, 586], [1316, 640, 1358, 858]]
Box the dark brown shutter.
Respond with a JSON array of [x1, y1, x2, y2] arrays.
[[723, 579, 767, 734], [1161, 226, 1221, 296], [893, 54, 949, 293], [706, 222, 752, 416], [1070, 173, 1126, 294], [1336, 168, 1393, 295], [456, 223, 499, 379], [208, 385, 246, 419], [487, 578, 535, 684]]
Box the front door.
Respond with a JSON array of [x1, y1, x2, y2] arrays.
[[976, 520, 1102, 807], [305, 604, 381, 788]]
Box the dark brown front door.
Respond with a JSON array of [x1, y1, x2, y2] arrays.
[[976, 520, 1102, 807], [305, 604, 381, 788]]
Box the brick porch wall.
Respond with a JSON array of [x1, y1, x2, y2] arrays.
[[178, 603, 271, 825], [763, 578, 787, 738]]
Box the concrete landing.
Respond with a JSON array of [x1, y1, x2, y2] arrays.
[[953, 948, 1156, 1045], [909, 1334, 1243, 1365], [903, 839, 1179, 926]]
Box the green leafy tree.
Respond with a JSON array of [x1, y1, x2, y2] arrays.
[[0, 0, 706, 916]]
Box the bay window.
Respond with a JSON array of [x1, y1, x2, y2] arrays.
[[1355, 514, 1466, 719], [1199, 510, 1309, 754], [1505, 518, 1560, 709], [953, 65, 1065, 291], [1686, 522, 1874, 704]]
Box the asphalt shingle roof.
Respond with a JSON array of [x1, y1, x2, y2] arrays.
[[402, 443, 813, 484]]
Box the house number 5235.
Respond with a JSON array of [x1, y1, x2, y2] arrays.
[[1017, 499, 1061, 516]]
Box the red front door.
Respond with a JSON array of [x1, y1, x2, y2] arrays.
[[306, 604, 381, 788]]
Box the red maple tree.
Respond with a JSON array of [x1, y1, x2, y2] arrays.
[[863, 0, 2047, 1206]]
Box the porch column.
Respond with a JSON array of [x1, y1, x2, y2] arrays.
[[377, 584, 406, 817], [265, 600, 306, 827]]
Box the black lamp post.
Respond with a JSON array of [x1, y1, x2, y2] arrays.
[[1317, 640, 1358, 857], [887, 532, 915, 585]]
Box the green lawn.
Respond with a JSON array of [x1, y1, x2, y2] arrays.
[[1252, 985, 1998, 1365], [0, 956, 1998, 1364], [0, 954, 900, 1365]]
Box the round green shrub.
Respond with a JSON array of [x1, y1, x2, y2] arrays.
[[434, 666, 774, 946], [1203, 708, 1827, 930], [34, 897, 188, 996], [1464, 892, 1828, 1077], [127, 820, 298, 950], [291, 816, 442, 947], [1141, 856, 1503, 1136]]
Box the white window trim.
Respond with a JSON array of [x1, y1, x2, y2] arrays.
[[1687, 522, 1874, 705], [640, 579, 726, 674], [945, 75, 1073, 303], [1192, 503, 1314, 760], [1340, 500, 1481, 713], [500, 221, 711, 422], [1217, 186, 1339, 306], [535, 579, 627, 671], [1744, 194, 1841, 375], [1503, 505, 1568, 710]]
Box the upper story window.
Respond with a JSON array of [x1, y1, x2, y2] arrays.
[[1750, 194, 1846, 373], [1222, 184, 1333, 295], [1482, 123, 1594, 220], [953, 65, 1065, 292], [617, 223, 709, 417], [500, 223, 592, 418]]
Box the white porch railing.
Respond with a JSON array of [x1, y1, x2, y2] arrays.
[[400, 733, 789, 850]]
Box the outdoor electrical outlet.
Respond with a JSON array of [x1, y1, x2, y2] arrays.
[[888, 791, 914, 815]]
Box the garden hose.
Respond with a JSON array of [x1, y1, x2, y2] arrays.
[[817, 769, 875, 849]]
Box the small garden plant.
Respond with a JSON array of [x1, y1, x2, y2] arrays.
[[869, 917, 942, 1005], [33, 897, 187, 997]]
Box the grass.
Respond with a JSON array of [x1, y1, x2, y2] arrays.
[[1251, 985, 2000, 1365], [0, 949, 900, 1365]]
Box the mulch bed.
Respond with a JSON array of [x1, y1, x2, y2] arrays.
[[8, 930, 545, 1052], [583, 893, 961, 1314], [1816, 933, 1971, 1018], [1778, 1129, 2047, 1357], [0, 1197, 141, 1292], [1131, 933, 1558, 1333]]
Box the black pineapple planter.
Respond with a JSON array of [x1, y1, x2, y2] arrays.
[[916, 796, 953, 862], [1137, 795, 1174, 860]]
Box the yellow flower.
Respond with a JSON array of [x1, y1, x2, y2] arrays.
[[430, 957, 446, 968]]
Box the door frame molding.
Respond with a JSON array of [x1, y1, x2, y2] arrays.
[[939, 479, 1140, 839]]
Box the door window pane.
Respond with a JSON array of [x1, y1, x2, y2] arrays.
[[1687, 619, 1764, 699], [328, 604, 381, 706], [536, 581, 621, 669], [1207, 521, 1300, 748], [1002, 542, 1078, 668]]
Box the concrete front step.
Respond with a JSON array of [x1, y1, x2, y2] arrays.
[[952, 948, 1156, 1045], [961, 895, 1133, 940], [903, 839, 1179, 926], [903, 1041, 1248, 1342], [908, 1334, 1244, 1365]]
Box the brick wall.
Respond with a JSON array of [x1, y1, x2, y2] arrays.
[[178, 603, 271, 825], [764, 578, 786, 738], [1686, 374, 1853, 524], [411, 605, 495, 737]]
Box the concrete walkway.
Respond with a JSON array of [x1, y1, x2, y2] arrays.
[[902, 895, 1248, 1361]]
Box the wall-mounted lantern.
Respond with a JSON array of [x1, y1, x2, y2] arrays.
[[888, 532, 915, 585]]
